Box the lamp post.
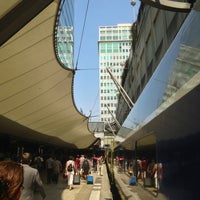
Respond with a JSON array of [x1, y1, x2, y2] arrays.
[[130, 0, 137, 22], [130, 0, 136, 6], [106, 121, 116, 182]]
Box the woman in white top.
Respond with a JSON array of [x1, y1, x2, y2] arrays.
[[65, 156, 75, 190]]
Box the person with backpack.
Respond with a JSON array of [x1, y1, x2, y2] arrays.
[[82, 156, 90, 180], [65, 156, 75, 190]]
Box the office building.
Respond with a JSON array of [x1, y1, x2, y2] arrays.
[[116, 4, 188, 125], [98, 24, 132, 123], [56, 0, 74, 69], [56, 26, 74, 69]]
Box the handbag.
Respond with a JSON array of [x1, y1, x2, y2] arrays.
[[63, 171, 67, 179]]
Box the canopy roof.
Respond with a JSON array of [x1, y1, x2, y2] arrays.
[[0, 0, 96, 149]]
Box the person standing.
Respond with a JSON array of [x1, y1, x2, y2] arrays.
[[65, 156, 75, 190], [82, 156, 90, 180], [52, 157, 62, 184], [97, 156, 104, 176], [45, 155, 54, 184], [92, 154, 98, 173], [141, 157, 147, 179], [75, 155, 80, 175], [79, 154, 85, 178], [79, 155, 85, 169], [34, 154, 44, 173], [0, 160, 23, 200], [19, 152, 46, 200]]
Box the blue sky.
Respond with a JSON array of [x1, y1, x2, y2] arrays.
[[73, 0, 139, 121]]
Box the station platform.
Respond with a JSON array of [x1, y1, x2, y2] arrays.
[[33, 164, 167, 200], [34, 164, 112, 200], [113, 167, 167, 200]]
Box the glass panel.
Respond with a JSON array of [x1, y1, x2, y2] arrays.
[[113, 42, 119, 53], [55, 0, 74, 70], [119, 10, 200, 135]]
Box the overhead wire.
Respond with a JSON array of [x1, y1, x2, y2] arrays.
[[76, 67, 99, 71], [74, 0, 100, 121], [89, 89, 100, 118], [75, 0, 90, 71]]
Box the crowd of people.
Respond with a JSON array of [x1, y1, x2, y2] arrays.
[[114, 156, 163, 190], [135, 157, 163, 190], [0, 152, 105, 199], [64, 154, 104, 191]]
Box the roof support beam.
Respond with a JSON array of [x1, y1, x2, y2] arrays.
[[106, 67, 134, 110], [106, 104, 121, 128]]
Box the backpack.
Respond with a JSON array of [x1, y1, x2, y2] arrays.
[[82, 159, 89, 169], [67, 163, 73, 172]]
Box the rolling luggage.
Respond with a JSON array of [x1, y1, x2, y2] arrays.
[[129, 176, 137, 185], [73, 174, 80, 185], [87, 175, 93, 184], [143, 177, 152, 187]]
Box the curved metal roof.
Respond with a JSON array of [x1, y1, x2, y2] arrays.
[[0, 0, 96, 148]]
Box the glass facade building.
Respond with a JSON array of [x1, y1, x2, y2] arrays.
[[98, 24, 132, 122], [56, 0, 74, 69]]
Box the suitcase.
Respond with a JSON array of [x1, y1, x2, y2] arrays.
[[73, 174, 80, 185], [87, 175, 93, 184], [129, 176, 137, 185], [143, 177, 152, 187]]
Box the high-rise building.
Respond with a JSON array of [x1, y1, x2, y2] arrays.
[[56, 0, 74, 69], [116, 4, 187, 125], [56, 26, 74, 69], [98, 24, 132, 123]]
